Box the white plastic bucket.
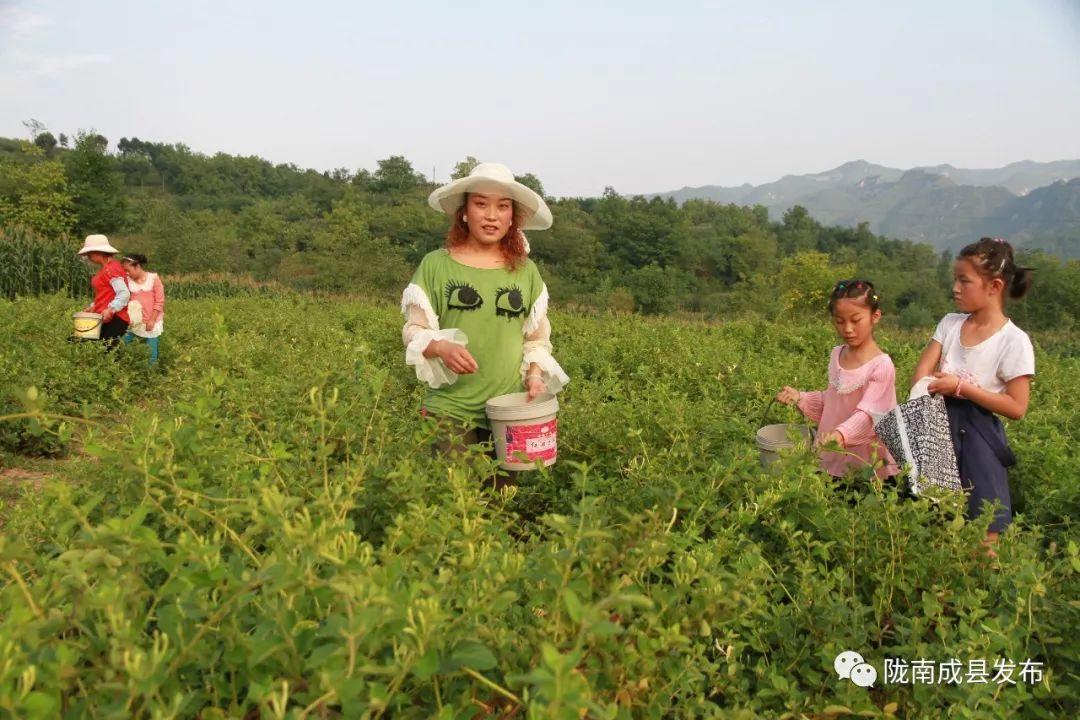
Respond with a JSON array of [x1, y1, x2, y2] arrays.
[[756, 423, 812, 468], [72, 312, 103, 340], [485, 392, 559, 471]]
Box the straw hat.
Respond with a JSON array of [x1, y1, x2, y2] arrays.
[[77, 234, 119, 255], [428, 162, 552, 230]]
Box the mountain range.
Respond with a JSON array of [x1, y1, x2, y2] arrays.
[[654, 160, 1080, 257]]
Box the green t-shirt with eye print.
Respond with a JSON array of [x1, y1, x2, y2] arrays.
[[411, 249, 545, 428]]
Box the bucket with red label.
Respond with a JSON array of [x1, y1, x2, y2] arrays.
[[485, 392, 559, 471]]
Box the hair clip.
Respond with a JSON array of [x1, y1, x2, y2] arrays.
[[993, 237, 1006, 244]]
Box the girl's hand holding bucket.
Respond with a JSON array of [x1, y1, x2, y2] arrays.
[[815, 429, 845, 449], [525, 373, 547, 401]]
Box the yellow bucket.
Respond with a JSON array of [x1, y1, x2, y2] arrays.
[[72, 312, 103, 340]]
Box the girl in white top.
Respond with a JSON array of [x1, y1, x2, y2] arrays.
[[911, 237, 1035, 555]]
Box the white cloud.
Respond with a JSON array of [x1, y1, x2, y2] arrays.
[[3, 47, 112, 75], [0, 6, 111, 74], [34, 52, 112, 74], [0, 5, 53, 38]]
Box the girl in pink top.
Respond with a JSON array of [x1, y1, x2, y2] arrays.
[[120, 253, 165, 365], [777, 280, 899, 479]]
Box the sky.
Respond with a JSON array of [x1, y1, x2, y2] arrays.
[[1, 0, 1078, 197]]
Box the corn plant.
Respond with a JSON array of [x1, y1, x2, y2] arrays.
[[0, 225, 87, 300]]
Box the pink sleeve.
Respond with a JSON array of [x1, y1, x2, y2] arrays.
[[835, 359, 897, 447], [796, 391, 825, 423], [834, 411, 875, 448], [146, 276, 165, 327]]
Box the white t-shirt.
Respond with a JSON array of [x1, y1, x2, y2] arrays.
[[932, 313, 1035, 394]]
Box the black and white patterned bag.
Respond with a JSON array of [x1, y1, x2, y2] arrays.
[[873, 394, 963, 495]]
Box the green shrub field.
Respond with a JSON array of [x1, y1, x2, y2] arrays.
[[0, 293, 1077, 718]]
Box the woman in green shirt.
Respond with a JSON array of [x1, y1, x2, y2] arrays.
[[401, 162, 569, 461]]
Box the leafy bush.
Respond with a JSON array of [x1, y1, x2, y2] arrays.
[[0, 295, 1076, 717]]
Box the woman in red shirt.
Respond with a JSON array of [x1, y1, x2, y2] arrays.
[[77, 234, 130, 344]]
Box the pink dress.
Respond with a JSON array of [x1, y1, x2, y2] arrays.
[[796, 346, 899, 478]]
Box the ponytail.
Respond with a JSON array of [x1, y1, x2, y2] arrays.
[[1010, 266, 1034, 300], [957, 237, 1033, 303]]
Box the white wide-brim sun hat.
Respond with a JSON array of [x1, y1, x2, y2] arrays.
[[77, 234, 120, 255], [428, 162, 552, 231]]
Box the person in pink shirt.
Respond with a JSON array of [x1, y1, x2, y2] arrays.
[[776, 280, 899, 481], [120, 253, 165, 365]]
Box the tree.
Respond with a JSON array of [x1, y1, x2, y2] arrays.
[[623, 264, 686, 314], [33, 132, 57, 154], [351, 169, 373, 191], [22, 119, 48, 141], [329, 167, 352, 183], [514, 172, 545, 198], [0, 143, 76, 238], [64, 131, 126, 234], [778, 205, 818, 254], [776, 251, 856, 315], [118, 137, 147, 156], [372, 156, 424, 194], [594, 193, 685, 269], [451, 156, 480, 180]]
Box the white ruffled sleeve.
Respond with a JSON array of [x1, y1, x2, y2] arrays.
[[407, 327, 469, 388], [401, 283, 469, 389], [520, 284, 569, 393]]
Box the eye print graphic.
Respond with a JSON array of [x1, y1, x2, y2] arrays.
[[445, 281, 483, 311], [494, 285, 527, 319]]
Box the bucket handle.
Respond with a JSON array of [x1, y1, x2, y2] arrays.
[[76, 318, 103, 331], [758, 397, 777, 428]]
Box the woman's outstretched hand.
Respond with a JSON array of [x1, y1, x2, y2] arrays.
[[776, 386, 801, 405], [433, 340, 478, 374]]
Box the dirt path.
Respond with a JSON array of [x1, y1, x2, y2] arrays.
[[0, 467, 49, 490]]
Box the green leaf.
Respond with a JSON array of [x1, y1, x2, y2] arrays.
[[450, 641, 497, 671], [23, 692, 60, 719], [414, 648, 440, 679], [564, 588, 583, 623]]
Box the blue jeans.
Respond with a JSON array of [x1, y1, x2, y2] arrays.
[[123, 333, 160, 364]]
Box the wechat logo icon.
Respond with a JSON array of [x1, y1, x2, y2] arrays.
[[834, 650, 877, 688]]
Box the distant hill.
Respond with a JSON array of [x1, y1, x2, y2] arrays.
[[660, 160, 903, 206], [987, 178, 1080, 258], [915, 160, 1080, 196], [655, 159, 1080, 255]]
